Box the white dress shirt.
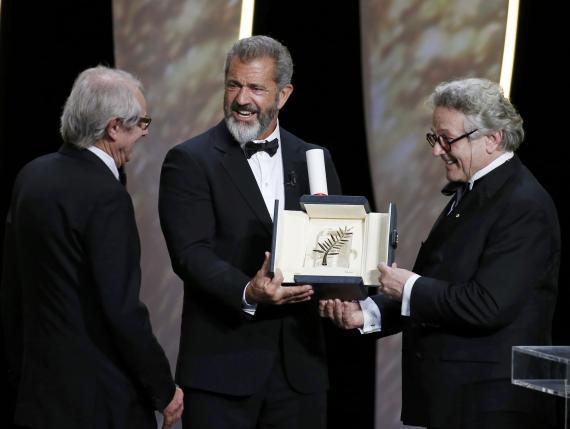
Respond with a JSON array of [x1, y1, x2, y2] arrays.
[[241, 123, 285, 220], [241, 122, 285, 314], [87, 145, 119, 180]]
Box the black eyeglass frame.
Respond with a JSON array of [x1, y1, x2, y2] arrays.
[[137, 115, 152, 130], [426, 128, 478, 152]]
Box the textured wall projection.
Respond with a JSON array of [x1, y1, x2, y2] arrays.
[[360, 1, 509, 427], [113, 0, 241, 377]]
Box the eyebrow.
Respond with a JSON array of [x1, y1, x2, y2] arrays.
[[227, 79, 268, 89], [432, 128, 453, 135]]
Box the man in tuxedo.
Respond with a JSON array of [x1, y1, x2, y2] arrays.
[[320, 78, 560, 429], [0, 66, 183, 429], [159, 35, 341, 429]]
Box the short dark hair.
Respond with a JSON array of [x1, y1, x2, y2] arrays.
[[224, 35, 293, 89]]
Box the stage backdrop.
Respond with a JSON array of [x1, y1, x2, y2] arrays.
[[113, 0, 512, 428], [112, 0, 241, 403], [360, 0, 511, 427]]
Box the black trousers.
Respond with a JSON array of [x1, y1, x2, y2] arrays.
[[181, 354, 326, 429]]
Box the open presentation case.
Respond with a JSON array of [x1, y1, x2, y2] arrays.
[[270, 195, 398, 300]]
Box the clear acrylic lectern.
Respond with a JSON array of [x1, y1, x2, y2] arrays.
[[512, 345, 570, 428]]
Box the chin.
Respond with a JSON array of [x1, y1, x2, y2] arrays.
[[225, 116, 261, 144], [446, 172, 460, 183]]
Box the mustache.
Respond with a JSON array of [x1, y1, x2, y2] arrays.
[[231, 101, 259, 114]]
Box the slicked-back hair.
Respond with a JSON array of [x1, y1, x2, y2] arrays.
[[224, 35, 293, 90], [60, 66, 144, 149], [429, 78, 524, 152]]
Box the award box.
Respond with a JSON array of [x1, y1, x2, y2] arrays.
[[270, 195, 398, 300]]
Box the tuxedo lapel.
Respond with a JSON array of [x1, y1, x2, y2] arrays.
[[280, 129, 309, 211], [424, 202, 448, 240], [419, 156, 520, 265], [214, 122, 273, 232]]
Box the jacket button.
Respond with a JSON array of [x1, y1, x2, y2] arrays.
[[415, 351, 422, 359]]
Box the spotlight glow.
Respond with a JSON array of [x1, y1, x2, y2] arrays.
[[239, 0, 255, 39], [500, 0, 520, 98]]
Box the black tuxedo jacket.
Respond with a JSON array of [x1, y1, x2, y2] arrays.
[[372, 155, 560, 428], [1, 145, 175, 429], [159, 120, 341, 396]]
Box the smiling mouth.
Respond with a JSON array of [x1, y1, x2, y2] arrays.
[[229, 99, 259, 118], [235, 110, 256, 117], [231, 107, 260, 123], [441, 152, 456, 165]]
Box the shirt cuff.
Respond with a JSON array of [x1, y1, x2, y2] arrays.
[[358, 297, 382, 334], [242, 282, 257, 315], [401, 274, 420, 316]]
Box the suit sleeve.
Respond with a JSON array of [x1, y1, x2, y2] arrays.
[[158, 146, 251, 312], [85, 188, 175, 411], [369, 293, 406, 338], [410, 198, 558, 330]]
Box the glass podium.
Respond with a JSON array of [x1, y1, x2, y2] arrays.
[[512, 346, 570, 428]]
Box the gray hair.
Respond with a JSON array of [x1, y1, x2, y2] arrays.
[[60, 66, 144, 149], [429, 78, 524, 152], [224, 35, 293, 89]]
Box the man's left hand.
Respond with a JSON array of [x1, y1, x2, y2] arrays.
[[377, 262, 414, 301]]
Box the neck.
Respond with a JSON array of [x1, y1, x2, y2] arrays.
[[94, 140, 122, 167], [470, 151, 513, 184], [257, 118, 279, 140]]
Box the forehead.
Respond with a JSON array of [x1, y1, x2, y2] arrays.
[[432, 106, 465, 133], [226, 56, 276, 84]]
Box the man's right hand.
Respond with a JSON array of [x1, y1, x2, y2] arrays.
[[245, 252, 314, 305], [162, 386, 184, 429], [319, 299, 364, 330]]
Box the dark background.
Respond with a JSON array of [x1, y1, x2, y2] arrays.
[[1, 1, 566, 428]]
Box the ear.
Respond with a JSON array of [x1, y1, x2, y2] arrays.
[[485, 130, 502, 154], [105, 118, 122, 141], [277, 83, 293, 110]]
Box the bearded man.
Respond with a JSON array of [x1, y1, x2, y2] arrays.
[[158, 35, 341, 429]]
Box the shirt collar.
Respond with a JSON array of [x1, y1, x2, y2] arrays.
[[87, 145, 120, 180], [468, 151, 514, 190]]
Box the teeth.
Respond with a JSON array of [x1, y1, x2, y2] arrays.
[[238, 111, 252, 116]]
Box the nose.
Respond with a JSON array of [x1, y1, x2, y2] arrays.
[[235, 87, 251, 105], [432, 141, 446, 157]]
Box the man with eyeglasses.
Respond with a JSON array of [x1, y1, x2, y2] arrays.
[[320, 78, 560, 429], [1, 66, 183, 429]]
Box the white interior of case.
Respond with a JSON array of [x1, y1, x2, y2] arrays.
[[274, 203, 391, 286]]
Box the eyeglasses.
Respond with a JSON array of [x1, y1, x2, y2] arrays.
[[137, 115, 152, 130], [426, 129, 478, 152]]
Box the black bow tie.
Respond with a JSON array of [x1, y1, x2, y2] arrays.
[[243, 139, 279, 159], [441, 181, 466, 196], [442, 181, 471, 211]]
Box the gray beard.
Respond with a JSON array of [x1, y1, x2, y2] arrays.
[[224, 116, 263, 144]]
